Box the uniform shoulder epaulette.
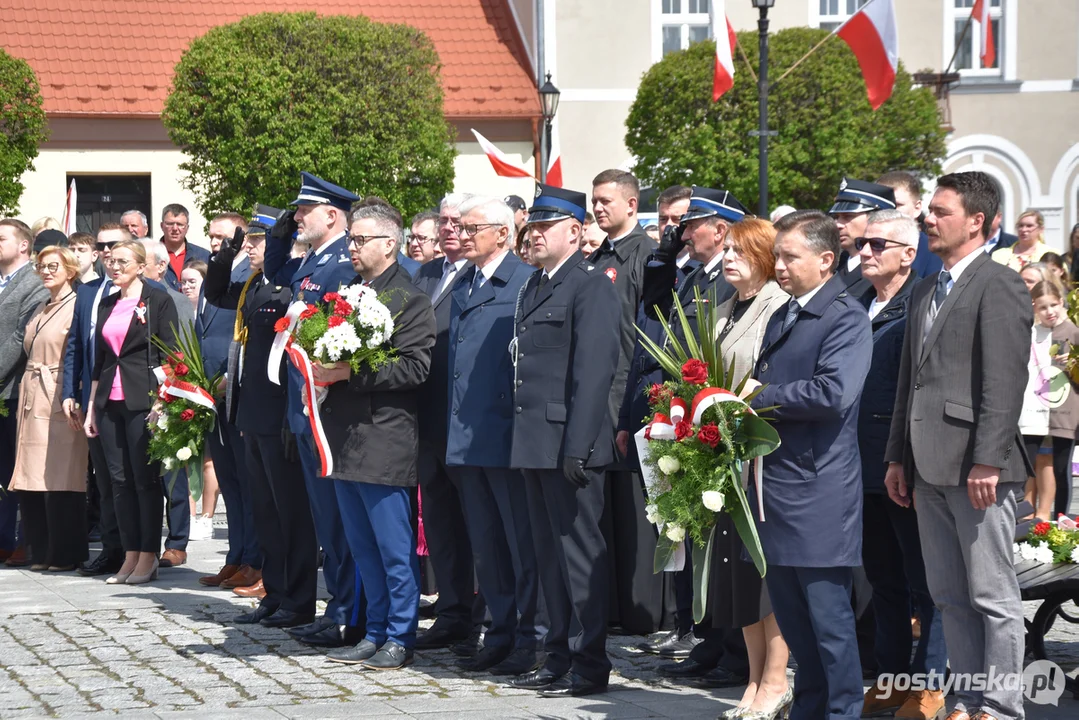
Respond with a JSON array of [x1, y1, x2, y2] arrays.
[[577, 260, 596, 272]]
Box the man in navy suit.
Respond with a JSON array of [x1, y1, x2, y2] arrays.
[[443, 196, 544, 676], [750, 210, 872, 719], [983, 210, 1019, 254], [159, 203, 210, 291], [263, 172, 364, 648], [196, 212, 262, 591]]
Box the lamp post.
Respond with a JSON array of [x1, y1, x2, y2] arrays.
[[750, 0, 775, 218], [538, 72, 560, 183]]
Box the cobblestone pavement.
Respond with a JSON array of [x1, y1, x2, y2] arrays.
[[1, 532, 1077, 719]]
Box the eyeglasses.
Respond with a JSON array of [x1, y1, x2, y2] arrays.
[[437, 217, 461, 229], [854, 237, 907, 254], [35, 262, 60, 274], [162, 221, 188, 229], [408, 234, 436, 245], [348, 234, 392, 248], [458, 223, 500, 238], [104, 258, 136, 269]]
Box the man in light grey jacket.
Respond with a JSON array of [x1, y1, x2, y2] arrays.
[[0, 219, 49, 560], [885, 172, 1032, 720]]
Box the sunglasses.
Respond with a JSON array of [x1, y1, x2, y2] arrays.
[[854, 237, 907, 254]]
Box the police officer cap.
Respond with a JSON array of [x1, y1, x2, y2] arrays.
[[526, 183, 587, 224], [680, 186, 748, 224], [289, 171, 360, 212], [828, 177, 896, 214], [248, 204, 281, 235], [504, 195, 527, 213]]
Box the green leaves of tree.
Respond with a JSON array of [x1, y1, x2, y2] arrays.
[[626, 28, 947, 211], [0, 50, 48, 216], [162, 12, 456, 220]]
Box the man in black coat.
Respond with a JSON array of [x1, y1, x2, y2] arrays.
[[204, 212, 319, 629], [508, 184, 621, 698], [314, 204, 436, 671], [830, 178, 897, 298]]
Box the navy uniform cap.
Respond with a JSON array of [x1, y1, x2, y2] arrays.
[[248, 204, 281, 235], [289, 172, 360, 212], [680, 186, 748, 224], [829, 178, 896, 214], [526, 183, 587, 224]]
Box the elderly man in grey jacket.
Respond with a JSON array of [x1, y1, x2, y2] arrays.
[[0, 219, 50, 561]]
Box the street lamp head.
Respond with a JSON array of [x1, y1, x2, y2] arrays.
[[750, 0, 775, 7], [539, 71, 560, 122]]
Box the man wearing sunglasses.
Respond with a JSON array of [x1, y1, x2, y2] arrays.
[[829, 178, 898, 299]]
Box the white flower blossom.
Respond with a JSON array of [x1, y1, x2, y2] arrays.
[[657, 456, 680, 475], [665, 525, 686, 543], [176, 446, 193, 462], [156, 414, 169, 431], [1018, 542, 1040, 562], [645, 504, 660, 525], [702, 491, 725, 512], [1033, 543, 1056, 565], [1071, 546, 1079, 564], [162, 458, 173, 471]]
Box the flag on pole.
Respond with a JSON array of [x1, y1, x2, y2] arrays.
[[546, 118, 563, 188], [709, 0, 737, 101], [971, 0, 996, 69], [836, 0, 899, 110], [470, 128, 535, 180], [61, 178, 77, 236]]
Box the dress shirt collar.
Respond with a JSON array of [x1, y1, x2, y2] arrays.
[[544, 253, 575, 282], [943, 243, 983, 282], [984, 229, 1001, 254], [477, 250, 509, 281], [703, 252, 724, 275], [0, 259, 30, 284], [794, 280, 827, 308]]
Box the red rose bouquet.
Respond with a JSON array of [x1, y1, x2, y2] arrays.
[[634, 288, 780, 622], [146, 322, 219, 500]]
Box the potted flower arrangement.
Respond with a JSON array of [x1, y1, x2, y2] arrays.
[[1016, 515, 1079, 565]]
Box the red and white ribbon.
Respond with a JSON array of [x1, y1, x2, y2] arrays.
[[284, 341, 334, 477], [268, 301, 308, 386]]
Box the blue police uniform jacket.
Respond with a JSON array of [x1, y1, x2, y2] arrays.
[[749, 275, 872, 568], [509, 252, 622, 471], [264, 231, 357, 435], [446, 252, 534, 468]]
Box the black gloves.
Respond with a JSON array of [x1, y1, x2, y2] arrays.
[[562, 456, 590, 488], [282, 426, 298, 463], [652, 224, 686, 265], [227, 226, 246, 254], [269, 208, 298, 247]]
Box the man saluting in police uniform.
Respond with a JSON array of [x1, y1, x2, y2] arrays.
[[508, 185, 621, 698]]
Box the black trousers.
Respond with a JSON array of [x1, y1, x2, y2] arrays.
[[418, 442, 483, 632], [88, 435, 122, 556], [18, 491, 88, 567], [98, 402, 163, 554], [1052, 436, 1075, 517], [245, 432, 318, 614], [524, 468, 611, 684]]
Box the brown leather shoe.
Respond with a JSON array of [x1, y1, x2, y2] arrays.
[[221, 565, 260, 589], [4, 547, 30, 567], [862, 679, 908, 717], [198, 564, 240, 587], [233, 578, 266, 599], [944, 710, 972, 720], [159, 549, 187, 567], [896, 689, 946, 719]]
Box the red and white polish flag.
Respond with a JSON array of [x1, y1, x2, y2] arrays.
[[836, 0, 899, 110], [709, 0, 737, 101], [971, 0, 996, 69], [545, 118, 563, 188], [470, 128, 535, 180], [61, 178, 77, 236]]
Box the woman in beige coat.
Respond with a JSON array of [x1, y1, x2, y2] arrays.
[[10, 246, 87, 571], [710, 219, 792, 719]]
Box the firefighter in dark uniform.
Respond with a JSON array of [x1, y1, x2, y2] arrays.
[[830, 178, 897, 298], [204, 208, 319, 627], [507, 184, 621, 698]]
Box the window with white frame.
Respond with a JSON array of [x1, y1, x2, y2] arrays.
[[946, 0, 1002, 75], [660, 0, 711, 57], [813, 0, 870, 32]]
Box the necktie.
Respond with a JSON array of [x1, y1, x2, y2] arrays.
[[781, 299, 800, 333], [925, 271, 952, 339], [533, 272, 549, 303], [432, 261, 457, 300], [469, 268, 484, 297]]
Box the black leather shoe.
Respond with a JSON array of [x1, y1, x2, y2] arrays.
[[326, 639, 378, 665], [637, 629, 701, 658], [261, 609, 315, 629], [537, 671, 608, 698], [489, 648, 541, 676], [361, 641, 413, 670], [450, 630, 483, 657], [688, 665, 750, 689], [233, 604, 278, 625], [657, 658, 715, 678], [299, 625, 364, 648], [507, 667, 562, 690], [286, 616, 335, 638], [458, 644, 511, 672], [415, 624, 470, 650], [77, 552, 123, 577]]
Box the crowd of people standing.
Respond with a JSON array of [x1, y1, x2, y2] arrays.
[[0, 165, 1071, 720]]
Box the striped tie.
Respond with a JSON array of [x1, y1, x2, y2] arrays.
[[781, 299, 801, 334], [924, 271, 951, 340]]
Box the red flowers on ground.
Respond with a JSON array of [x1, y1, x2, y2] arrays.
[[697, 423, 720, 448], [274, 318, 290, 333], [179, 409, 195, 421], [681, 359, 709, 385], [174, 363, 189, 377], [674, 419, 695, 441], [327, 316, 345, 328], [299, 304, 319, 320], [1034, 521, 1052, 537]]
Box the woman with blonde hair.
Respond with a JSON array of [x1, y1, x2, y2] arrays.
[[992, 210, 1051, 271], [9, 246, 88, 571], [711, 217, 792, 719], [30, 217, 62, 238]]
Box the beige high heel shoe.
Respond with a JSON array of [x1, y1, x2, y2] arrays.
[[126, 558, 159, 585]]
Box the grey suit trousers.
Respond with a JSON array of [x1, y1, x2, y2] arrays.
[[914, 475, 1025, 720]]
